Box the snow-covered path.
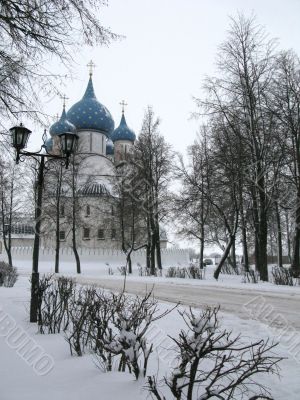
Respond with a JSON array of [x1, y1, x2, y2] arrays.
[[14, 259, 300, 331], [74, 276, 300, 331]]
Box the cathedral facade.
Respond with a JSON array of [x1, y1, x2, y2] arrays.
[[40, 71, 167, 251]]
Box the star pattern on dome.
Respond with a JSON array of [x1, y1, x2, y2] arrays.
[[66, 77, 114, 135], [49, 107, 76, 137], [111, 113, 136, 143]]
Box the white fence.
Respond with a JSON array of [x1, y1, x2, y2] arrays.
[[2, 246, 190, 267]]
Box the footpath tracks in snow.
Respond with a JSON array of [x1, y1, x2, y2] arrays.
[[73, 276, 300, 332]]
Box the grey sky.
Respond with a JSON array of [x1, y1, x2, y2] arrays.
[[30, 0, 300, 153]]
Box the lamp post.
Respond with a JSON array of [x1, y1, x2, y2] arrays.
[[10, 124, 78, 322]]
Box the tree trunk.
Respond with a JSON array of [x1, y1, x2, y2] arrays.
[[291, 190, 300, 277], [214, 235, 235, 280], [54, 167, 62, 274], [257, 172, 269, 281], [252, 188, 260, 273], [150, 235, 156, 275], [149, 214, 156, 275], [71, 159, 80, 274], [127, 252, 132, 274], [1, 177, 13, 267], [275, 202, 283, 268], [146, 245, 151, 270], [241, 216, 249, 272], [55, 228, 60, 274], [55, 203, 60, 273], [230, 238, 237, 270], [72, 225, 81, 274], [199, 234, 204, 269], [155, 223, 162, 270], [258, 216, 268, 281], [285, 211, 291, 263]]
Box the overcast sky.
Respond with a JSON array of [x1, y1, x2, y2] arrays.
[[27, 0, 300, 251], [29, 0, 300, 154]]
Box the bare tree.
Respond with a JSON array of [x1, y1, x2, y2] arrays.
[[115, 161, 147, 273], [0, 148, 33, 266], [270, 50, 300, 276], [0, 0, 119, 125], [133, 107, 173, 274], [43, 162, 64, 273], [175, 129, 211, 269], [195, 14, 281, 281]]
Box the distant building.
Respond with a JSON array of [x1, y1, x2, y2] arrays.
[[0, 71, 167, 253]]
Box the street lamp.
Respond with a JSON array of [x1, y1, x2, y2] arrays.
[[10, 124, 78, 323], [59, 131, 78, 168], [10, 123, 32, 162]]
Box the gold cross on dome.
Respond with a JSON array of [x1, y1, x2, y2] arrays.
[[60, 94, 69, 109], [87, 60, 96, 77], [120, 100, 128, 114]]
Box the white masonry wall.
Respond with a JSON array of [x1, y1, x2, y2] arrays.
[[1, 247, 190, 268]]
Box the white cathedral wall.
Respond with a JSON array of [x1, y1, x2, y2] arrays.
[[41, 127, 120, 251], [114, 140, 134, 163], [77, 129, 107, 155], [76, 129, 115, 189], [41, 195, 120, 250]]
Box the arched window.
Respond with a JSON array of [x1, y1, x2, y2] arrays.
[[83, 227, 90, 240], [97, 229, 104, 240]]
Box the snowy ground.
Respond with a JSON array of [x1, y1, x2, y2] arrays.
[[1, 260, 300, 399], [16, 259, 300, 329]]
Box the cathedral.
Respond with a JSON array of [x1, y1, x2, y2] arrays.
[[39, 69, 168, 251]]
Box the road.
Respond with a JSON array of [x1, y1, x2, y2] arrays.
[[74, 276, 300, 331]]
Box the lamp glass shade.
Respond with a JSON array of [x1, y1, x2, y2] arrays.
[[59, 132, 78, 157], [10, 125, 32, 150]]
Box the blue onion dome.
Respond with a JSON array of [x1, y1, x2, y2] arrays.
[[66, 76, 114, 135], [44, 137, 53, 152], [111, 112, 136, 142], [49, 107, 76, 137], [106, 139, 114, 155]]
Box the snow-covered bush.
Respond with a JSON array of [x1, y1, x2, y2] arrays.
[[147, 306, 282, 400], [88, 290, 173, 379], [220, 262, 241, 275], [0, 261, 18, 287], [165, 267, 185, 278], [118, 266, 127, 275], [165, 266, 205, 279], [37, 275, 75, 334], [138, 266, 160, 276], [242, 269, 259, 284], [65, 286, 97, 356], [36, 277, 174, 379], [271, 266, 295, 286], [186, 264, 205, 279], [62, 285, 172, 379]]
